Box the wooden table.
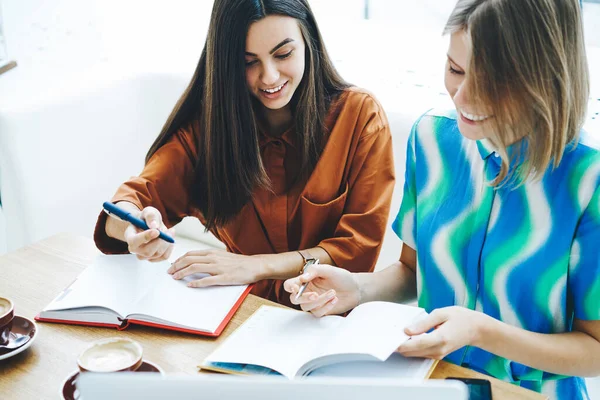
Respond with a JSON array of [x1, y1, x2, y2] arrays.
[[0, 233, 547, 400]]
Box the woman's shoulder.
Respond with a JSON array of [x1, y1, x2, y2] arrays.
[[335, 87, 385, 114], [158, 119, 200, 162], [563, 129, 600, 165], [412, 108, 458, 130], [577, 129, 600, 154], [408, 108, 460, 146], [558, 130, 600, 212], [560, 129, 600, 180], [339, 86, 382, 106], [331, 87, 388, 135]]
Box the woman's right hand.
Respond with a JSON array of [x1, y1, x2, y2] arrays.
[[283, 264, 361, 317], [123, 206, 175, 262]]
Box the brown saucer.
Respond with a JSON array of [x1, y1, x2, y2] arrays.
[[61, 360, 163, 400], [0, 316, 37, 360]]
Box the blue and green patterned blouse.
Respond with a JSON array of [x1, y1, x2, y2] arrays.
[[392, 109, 600, 400]]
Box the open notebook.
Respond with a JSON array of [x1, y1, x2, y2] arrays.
[[201, 303, 437, 379], [36, 253, 251, 337]]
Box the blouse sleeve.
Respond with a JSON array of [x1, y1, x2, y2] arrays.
[[391, 119, 419, 250], [93, 125, 198, 254], [568, 185, 600, 321], [317, 99, 395, 272]]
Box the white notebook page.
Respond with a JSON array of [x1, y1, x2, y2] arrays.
[[130, 271, 247, 332], [205, 306, 344, 379], [43, 252, 248, 333], [317, 302, 427, 361], [130, 241, 248, 332], [43, 255, 152, 315]]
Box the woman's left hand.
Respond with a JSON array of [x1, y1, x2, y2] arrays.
[[397, 306, 488, 360], [167, 249, 265, 287]]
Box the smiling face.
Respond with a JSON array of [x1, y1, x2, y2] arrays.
[[245, 15, 306, 110], [444, 31, 494, 141]]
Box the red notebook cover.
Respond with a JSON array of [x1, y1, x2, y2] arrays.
[[35, 285, 253, 337]]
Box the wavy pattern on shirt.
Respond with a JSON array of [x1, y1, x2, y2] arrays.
[[490, 182, 553, 328], [393, 109, 600, 400], [428, 129, 485, 308]]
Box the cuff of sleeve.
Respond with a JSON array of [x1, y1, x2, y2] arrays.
[[391, 216, 416, 250], [93, 210, 129, 254], [93, 197, 143, 254]]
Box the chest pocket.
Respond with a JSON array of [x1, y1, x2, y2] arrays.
[[298, 183, 349, 245]]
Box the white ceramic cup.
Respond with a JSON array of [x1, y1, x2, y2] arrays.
[[77, 337, 143, 373]]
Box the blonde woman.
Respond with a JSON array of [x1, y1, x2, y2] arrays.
[[284, 0, 599, 398]]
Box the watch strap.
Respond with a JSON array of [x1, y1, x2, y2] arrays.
[[298, 250, 317, 275]]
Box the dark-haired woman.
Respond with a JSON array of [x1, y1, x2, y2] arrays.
[[94, 0, 395, 307]]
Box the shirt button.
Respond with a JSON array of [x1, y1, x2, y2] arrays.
[[494, 152, 500, 158]]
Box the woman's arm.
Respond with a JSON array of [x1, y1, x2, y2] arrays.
[[398, 306, 600, 377], [94, 127, 196, 255], [168, 246, 333, 287], [282, 244, 417, 317], [357, 244, 417, 304], [104, 201, 176, 262], [105, 201, 142, 242], [475, 315, 600, 377], [259, 246, 333, 281]]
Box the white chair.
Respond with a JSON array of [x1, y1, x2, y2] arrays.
[[0, 70, 199, 252]]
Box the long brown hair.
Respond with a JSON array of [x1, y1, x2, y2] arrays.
[[445, 0, 589, 186], [146, 0, 348, 230]]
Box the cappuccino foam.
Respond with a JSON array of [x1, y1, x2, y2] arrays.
[[0, 298, 11, 318], [80, 340, 141, 372]]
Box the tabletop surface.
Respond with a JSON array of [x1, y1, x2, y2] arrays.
[[0, 233, 547, 400]]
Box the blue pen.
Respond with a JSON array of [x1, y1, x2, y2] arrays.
[[102, 201, 175, 244]]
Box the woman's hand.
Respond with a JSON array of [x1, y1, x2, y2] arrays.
[[124, 206, 175, 262], [397, 306, 487, 360], [283, 264, 360, 317], [167, 250, 265, 287]]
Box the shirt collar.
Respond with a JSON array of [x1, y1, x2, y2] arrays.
[[476, 137, 529, 167], [476, 138, 496, 160], [258, 126, 295, 148]]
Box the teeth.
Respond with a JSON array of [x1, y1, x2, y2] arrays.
[[460, 109, 489, 122], [262, 83, 285, 94]]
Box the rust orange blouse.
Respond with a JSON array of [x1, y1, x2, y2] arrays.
[[94, 87, 395, 307]]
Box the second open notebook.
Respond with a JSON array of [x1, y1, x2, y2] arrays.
[[201, 302, 437, 379], [36, 254, 251, 337]]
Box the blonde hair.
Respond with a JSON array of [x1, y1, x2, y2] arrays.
[[445, 0, 589, 186]]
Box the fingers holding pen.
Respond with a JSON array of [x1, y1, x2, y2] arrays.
[[298, 290, 338, 313], [125, 225, 174, 261], [285, 272, 318, 305]]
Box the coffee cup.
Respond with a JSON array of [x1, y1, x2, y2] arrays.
[[77, 337, 143, 373], [0, 297, 14, 346]]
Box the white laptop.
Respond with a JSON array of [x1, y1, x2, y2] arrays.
[[77, 374, 468, 400]]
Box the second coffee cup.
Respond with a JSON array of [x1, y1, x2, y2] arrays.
[[0, 297, 15, 346], [77, 337, 143, 373]]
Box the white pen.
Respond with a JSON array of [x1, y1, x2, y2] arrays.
[[295, 259, 319, 300]]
